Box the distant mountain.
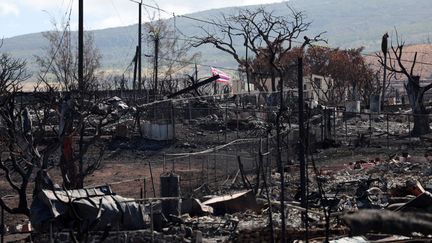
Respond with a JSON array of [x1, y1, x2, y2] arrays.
[[2, 0, 432, 77]]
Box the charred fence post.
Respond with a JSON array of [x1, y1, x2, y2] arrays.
[[188, 155, 192, 191], [201, 155, 205, 184], [387, 113, 389, 148], [344, 111, 348, 144], [225, 106, 228, 143], [171, 101, 176, 141], [369, 113, 372, 142], [206, 155, 210, 185], [150, 200, 154, 243], [333, 108, 336, 141], [149, 162, 156, 197], [236, 105, 240, 138], [260, 149, 275, 243], [321, 109, 324, 143], [214, 149, 217, 183], [144, 178, 147, 198], [160, 173, 181, 219], [163, 153, 166, 173], [267, 133, 271, 185]]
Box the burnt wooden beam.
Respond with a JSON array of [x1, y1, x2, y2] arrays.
[[167, 75, 219, 99]]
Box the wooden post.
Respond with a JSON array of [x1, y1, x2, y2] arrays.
[[387, 113, 389, 148], [321, 110, 324, 143], [171, 101, 176, 140], [333, 108, 336, 141], [137, 0, 142, 91], [201, 155, 205, 184], [148, 162, 156, 197], [150, 201, 154, 243], [214, 149, 217, 183], [153, 35, 159, 99], [236, 105, 240, 138], [266, 133, 271, 183], [345, 112, 348, 144], [381, 33, 388, 111], [144, 178, 147, 198], [225, 106, 228, 142], [78, 0, 83, 92], [260, 150, 275, 243], [298, 56, 306, 227], [369, 113, 372, 141], [206, 155, 210, 185], [188, 155, 192, 191], [163, 153, 166, 172]]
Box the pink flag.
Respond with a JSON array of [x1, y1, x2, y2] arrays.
[[211, 67, 231, 83]]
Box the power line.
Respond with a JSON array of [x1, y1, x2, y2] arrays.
[[121, 1, 432, 80], [362, 52, 432, 67], [143, 53, 240, 72], [176, 15, 228, 29]]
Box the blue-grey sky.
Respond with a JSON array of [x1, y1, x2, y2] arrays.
[[1, 0, 285, 38]]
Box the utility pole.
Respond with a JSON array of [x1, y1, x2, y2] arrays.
[[133, 46, 138, 98], [195, 62, 198, 82], [381, 32, 389, 111], [78, 0, 83, 92], [138, 0, 142, 91], [297, 56, 306, 206], [245, 40, 251, 94], [298, 39, 312, 235], [154, 34, 159, 99]]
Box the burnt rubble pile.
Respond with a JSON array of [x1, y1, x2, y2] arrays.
[[186, 153, 432, 242], [27, 153, 432, 242]]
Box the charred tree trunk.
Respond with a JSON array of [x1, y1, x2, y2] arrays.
[[405, 76, 430, 136], [271, 69, 276, 92], [378, 43, 432, 136], [60, 135, 78, 189], [59, 96, 79, 189]]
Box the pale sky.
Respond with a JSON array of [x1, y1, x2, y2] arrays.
[[0, 0, 286, 38]]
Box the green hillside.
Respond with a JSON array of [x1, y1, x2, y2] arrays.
[[2, 0, 432, 76]]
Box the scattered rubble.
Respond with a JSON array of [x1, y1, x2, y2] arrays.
[[3, 96, 432, 242]]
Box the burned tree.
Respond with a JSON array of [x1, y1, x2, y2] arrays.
[[306, 46, 380, 106], [144, 19, 200, 95], [36, 24, 101, 92], [378, 35, 431, 136], [193, 6, 325, 242], [36, 24, 127, 189], [192, 5, 313, 93], [245, 47, 303, 92], [0, 42, 32, 216]]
